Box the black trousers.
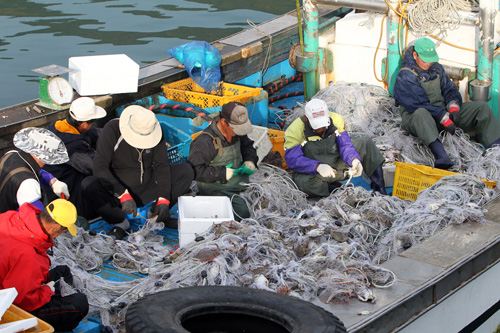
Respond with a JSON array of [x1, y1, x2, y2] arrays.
[[82, 163, 194, 224], [30, 265, 89, 332]]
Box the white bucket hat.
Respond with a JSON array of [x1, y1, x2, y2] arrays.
[[305, 99, 331, 130], [13, 127, 69, 165], [119, 105, 162, 149], [69, 97, 107, 122]]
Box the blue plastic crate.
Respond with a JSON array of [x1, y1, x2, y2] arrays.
[[156, 114, 192, 164], [116, 95, 215, 135]]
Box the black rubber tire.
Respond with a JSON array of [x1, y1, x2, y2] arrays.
[[125, 286, 346, 333]]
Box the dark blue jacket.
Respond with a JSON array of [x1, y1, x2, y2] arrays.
[[394, 46, 462, 122]]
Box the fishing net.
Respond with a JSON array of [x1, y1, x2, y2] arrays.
[[48, 82, 499, 332]]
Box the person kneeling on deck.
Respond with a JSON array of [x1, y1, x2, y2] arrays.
[[284, 99, 387, 197], [0, 127, 70, 214], [82, 105, 194, 239], [0, 199, 89, 332], [394, 37, 500, 170], [44, 97, 107, 221], [188, 102, 258, 221]]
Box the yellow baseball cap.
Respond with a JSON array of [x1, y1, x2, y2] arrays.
[[46, 199, 78, 236]]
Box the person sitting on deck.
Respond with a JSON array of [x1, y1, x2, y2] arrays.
[[394, 37, 500, 170], [44, 97, 107, 221], [0, 199, 89, 332], [0, 127, 70, 213], [82, 105, 194, 240], [284, 98, 387, 197], [188, 102, 258, 221]]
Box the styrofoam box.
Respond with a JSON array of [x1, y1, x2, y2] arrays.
[[0, 288, 17, 318], [68, 54, 139, 96], [178, 196, 234, 247]]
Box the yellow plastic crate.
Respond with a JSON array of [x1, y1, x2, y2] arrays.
[[392, 161, 496, 200], [0, 304, 54, 332], [161, 78, 262, 109]]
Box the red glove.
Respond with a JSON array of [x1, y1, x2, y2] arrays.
[[119, 190, 137, 217], [448, 106, 460, 125], [440, 113, 456, 135]]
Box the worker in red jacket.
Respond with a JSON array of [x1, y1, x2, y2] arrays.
[[0, 199, 88, 332]]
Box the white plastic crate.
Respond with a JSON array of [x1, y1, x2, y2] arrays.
[[178, 196, 234, 247], [68, 54, 139, 96]]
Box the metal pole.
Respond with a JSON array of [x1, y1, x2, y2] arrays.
[[296, 0, 308, 100], [302, 0, 320, 99], [312, 0, 477, 25], [477, 0, 495, 83], [387, 0, 401, 95], [314, 0, 387, 12]]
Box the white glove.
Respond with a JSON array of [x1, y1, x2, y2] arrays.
[[46, 281, 55, 293], [226, 167, 234, 181], [317, 164, 337, 178], [244, 161, 256, 170], [350, 159, 363, 177], [51, 179, 70, 199]]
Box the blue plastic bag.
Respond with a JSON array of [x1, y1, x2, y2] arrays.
[[168, 41, 221, 92]]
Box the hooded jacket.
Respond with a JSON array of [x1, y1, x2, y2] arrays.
[[393, 46, 462, 122], [0, 203, 54, 311], [45, 118, 100, 180]]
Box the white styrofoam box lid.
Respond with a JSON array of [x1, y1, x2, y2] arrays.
[[0, 288, 17, 319], [69, 54, 139, 72], [247, 125, 272, 164], [0, 318, 38, 333]]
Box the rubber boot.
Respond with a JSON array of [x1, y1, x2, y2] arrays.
[[369, 164, 387, 195], [487, 138, 500, 149], [429, 140, 454, 170]]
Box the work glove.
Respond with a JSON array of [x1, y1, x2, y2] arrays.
[[317, 164, 337, 178], [240, 161, 256, 175], [225, 162, 242, 180], [50, 179, 70, 199], [46, 281, 55, 293], [440, 113, 456, 135], [448, 104, 461, 126], [152, 197, 170, 223], [349, 158, 363, 177], [119, 190, 137, 217]]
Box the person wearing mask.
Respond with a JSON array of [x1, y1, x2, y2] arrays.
[[188, 102, 258, 220], [394, 37, 500, 169], [0, 199, 89, 332], [284, 98, 387, 197], [44, 97, 107, 219], [0, 127, 70, 213], [82, 105, 194, 240]]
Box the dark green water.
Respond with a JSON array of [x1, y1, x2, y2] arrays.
[[0, 0, 296, 109]]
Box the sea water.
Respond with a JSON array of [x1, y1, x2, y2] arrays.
[[0, 0, 296, 109]]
